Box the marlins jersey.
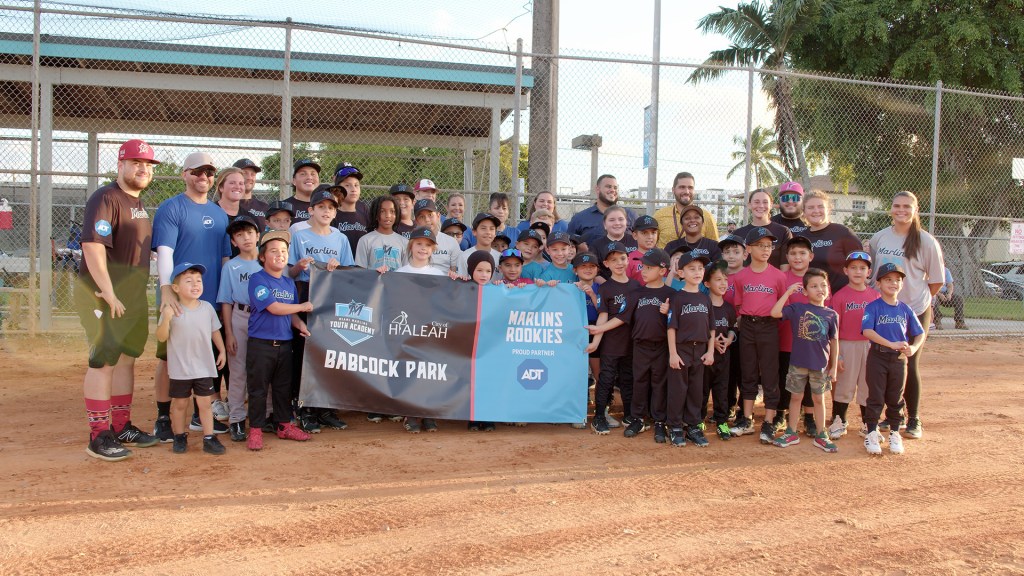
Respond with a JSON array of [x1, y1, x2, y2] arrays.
[[288, 227, 355, 283]]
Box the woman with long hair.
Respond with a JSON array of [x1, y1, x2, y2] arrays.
[[867, 191, 945, 440], [733, 188, 793, 269], [214, 167, 245, 221], [516, 191, 568, 235], [798, 190, 863, 292]]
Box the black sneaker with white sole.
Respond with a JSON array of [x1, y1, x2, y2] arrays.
[[317, 409, 348, 430], [86, 430, 132, 462], [189, 415, 229, 434], [669, 427, 686, 447], [115, 422, 159, 447], [686, 426, 710, 447], [623, 417, 647, 438], [591, 414, 610, 435], [229, 421, 247, 442], [653, 422, 667, 444], [153, 415, 173, 443], [759, 421, 776, 444]]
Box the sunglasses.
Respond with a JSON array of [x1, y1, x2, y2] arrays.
[[500, 248, 523, 259], [189, 167, 215, 178], [846, 250, 872, 263], [779, 193, 801, 203]]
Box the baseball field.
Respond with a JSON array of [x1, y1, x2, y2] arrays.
[[1, 334, 1022, 575]]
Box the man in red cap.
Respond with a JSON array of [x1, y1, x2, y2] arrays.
[[78, 139, 161, 461], [771, 181, 808, 235]]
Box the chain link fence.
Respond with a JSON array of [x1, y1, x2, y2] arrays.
[[1, 2, 1022, 334]]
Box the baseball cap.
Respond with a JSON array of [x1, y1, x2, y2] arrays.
[[441, 217, 467, 233], [233, 158, 261, 172], [529, 221, 551, 236], [414, 199, 439, 215], [494, 230, 514, 245], [415, 178, 438, 192], [408, 226, 437, 244], [845, 251, 872, 266], [517, 229, 543, 244], [226, 214, 259, 235], [499, 248, 524, 264], [641, 248, 670, 268], [472, 212, 501, 230], [876, 262, 906, 279], [572, 252, 599, 268], [309, 187, 339, 208], [171, 262, 206, 281], [633, 214, 658, 231], [779, 181, 804, 196], [786, 235, 813, 252], [603, 241, 628, 257], [718, 234, 745, 249], [118, 139, 160, 164], [260, 229, 290, 248], [678, 251, 710, 267], [314, 182, 345, 199], [292, 158, 321, 177], [745, 226, 777, 245], [333, 162, 363, 183], [182, 152, 215, 171], [547, 231, 572, 247], [266, 200, 294, 218], [389, 183, 415, 198], [680, 204, 704, 220]]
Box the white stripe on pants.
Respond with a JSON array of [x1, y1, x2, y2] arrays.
[[227, 307, 272, 423]]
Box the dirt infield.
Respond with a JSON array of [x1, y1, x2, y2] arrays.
[[1, 335, 1023, 575]]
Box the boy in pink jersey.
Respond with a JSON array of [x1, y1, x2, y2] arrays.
[[728, 227, 788, 445], [828, 251, 880, 439]]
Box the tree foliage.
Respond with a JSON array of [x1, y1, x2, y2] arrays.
[[728, 126, 789, 189]]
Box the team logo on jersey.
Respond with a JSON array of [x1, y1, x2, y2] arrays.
[[94, 220, 112, 237], [331, 300, 376, 346], [202, 215, 214, 229], [254, 285, 270, 301]]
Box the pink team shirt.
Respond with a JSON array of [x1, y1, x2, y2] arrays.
[[626, 251, 646, 285], [724, 270, 739, 306], [733, 264, 787, 317], [830, 284, 881, 341], [778, 270, 809, 353]]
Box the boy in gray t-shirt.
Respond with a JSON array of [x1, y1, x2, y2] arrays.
[[156, 262, 227, 455]]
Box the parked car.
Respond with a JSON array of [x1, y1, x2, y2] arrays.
[[987, 261, 1024, 286], [981, 269, 1024, 300]]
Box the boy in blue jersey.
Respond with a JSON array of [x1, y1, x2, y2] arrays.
[[860, 263, 924, 456], [536, 232, 577, 285], [518, 229, 548, 280], [245, 230, 313, 451]]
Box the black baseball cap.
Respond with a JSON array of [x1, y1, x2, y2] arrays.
[[407, 226, 437, 244], [641, 248, 670, 268], [292, 158, 321, 177], [745, 226, 777, 245], [441, 217, 467, 233], [529, 221, 551, 236], [572, 252, 599, 268], [226, 214, 259, 235], [309, 187, 339, 208], [876, 262, 906, 279], [334, 162, 363, 184], [389, 183, 415, 198], [603, 241, 628, 257], [678, 251, 711, 267], [494, 230, 514, 245], [517, 229, 543, 244], [233, 158, 261, 173], [786, 235, 813, 252], [414, 199, 439, 215], [547, 231, 572, 247], [472, 212, 501, 230], [633, 214, 658, 231], [266, 200, 294, 218], [718, 234, 745, 249], [569, 234, 585, 247]]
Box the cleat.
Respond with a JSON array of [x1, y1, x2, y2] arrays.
[[404, 417, 422, 434], [669, 427, 686, 447], [276, 422, 311, 441], [730, 416, 755, 437], [229, 421, 247, 442], [759, 421, 776, 444], [203, 435, 226, 455], [653, 422, 667, 444], [422, 418, 439, 432], [686, 426, 709, 447], [864, 430, 883, 455], [889, 430, 905, 454], [773, 428, 800, 448], [172, 433, 188, 454], [904, 418, 923, 439], [153, 415, 174, 443], [317, 410, 348, 430], [623, 417, 647, 438], [591, 415, 610, 435], [813, 432, 838, 453], [247, 427, 264, 451], [211, 400, 230, 422], [716, 422, 732, 440], [828, 416, 847, 440]]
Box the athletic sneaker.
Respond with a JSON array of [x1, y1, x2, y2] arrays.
[[773, 428, 800, 448], [188, 415, 229, 434], [716, 422, 732, 440], [905, 418, 923, 439], [211, 400, 229, 422], [772, 412, 788, 434], [727, 407, 737, 422], [86, 430, 132, 462], [730, 416, 755, 437], [812, 433, 838, 453], [422, 418, 438, 432], [481, 422, 496, 432], [571, 418, 588, 430], [115, 422, 159, 447], [387, 415, 405, 422], [591, 414, 610, 435], [317, 410, 348, 430], [864, 430, 883, 455], [366, 413, 385, 423], [203, 435, 226, 455], [277, 422, 311, 441], [229, 421, 246, 442], [623, 417, 647, 438], [404, 417, 422, 433], [686, 426, 709, 447], [653, 422, 667, 444], [172, 433, 187, 454], [828, 416, 847, 440], [759, 421, 776, 445], [858, 422, 869, 438], [298, 410, 321, 434], [605, 408, 621, 429], [247, 427, 263, 451], [803, 413, 818, 437], [889, 430, 905, 454], [669, 427, 686, 447], [153, 415, 173, 443]]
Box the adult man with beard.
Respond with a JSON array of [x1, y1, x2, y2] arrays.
[[568, 174, 638, 245], [654, 171, 719, 249], [234, 158, 267, 230], [79, 139, 162, 461], [770, 181, 808, 235]]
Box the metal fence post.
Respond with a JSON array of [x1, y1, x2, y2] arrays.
[[645, 0, 661, 215], [929, 80, 943, 234], [511, 38, 523, 217], [743, 66, 754, 223], [280, 18, 293, 197], [28, 0, 40, 335]]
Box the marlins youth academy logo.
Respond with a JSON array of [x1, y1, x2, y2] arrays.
[[331, 300, 376, 346]]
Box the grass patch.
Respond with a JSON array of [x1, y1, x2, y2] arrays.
[[962, 297, 1024, 321]]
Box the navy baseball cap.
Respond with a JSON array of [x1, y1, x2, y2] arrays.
[[310, 185, 341, 207], [718, 234, 745, 249], [260, 229, 290, 248], [529, 221, 551, 236], [633, 214, 658, 231], [414, 199, 439, 215], [846, 250, 872, 266], [603, 241, 628, 257], [572, 252, 599, 268], [786, 235, 813, 252], [333, 162, 363, 184], [517, 229, 543, 244], [292, 158, 321, 177], [232, 158, 261, 172], [499, 248, 525, 264], [407, 226, 437, 244], [389, 183, 414, 198], [641, 248, 670, 268], [745, 226, 777, 245], [547, 231, 572, 247], [569, 234, 585, 247], [678, 251, 711, 267], [171, 262, 206, 280], [266, 200, 294, 218], [226, 214, 259, 235], [494, 230, 514, 245], [876, 262, 906, 279], [441, 217, 467, 233], [472, 212, 501, 230]]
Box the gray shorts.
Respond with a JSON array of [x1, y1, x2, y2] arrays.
[[785, 365, 832, 395]]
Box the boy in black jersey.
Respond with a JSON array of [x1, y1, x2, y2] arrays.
[[703, 261, 738, 440], [667, 252, 717, 447], [585, 241, 640, 435]]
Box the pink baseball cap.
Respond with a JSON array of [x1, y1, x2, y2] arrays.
[[118, 139, 160, 164], [779, 181, 803, 196], [415, 178, 438, 191]]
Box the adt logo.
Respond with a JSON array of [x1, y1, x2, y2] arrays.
[[254, 285, 270, 301], [517, 359, 548, 390], [94, 220, 112, 237], [202, 215, 214, 229]]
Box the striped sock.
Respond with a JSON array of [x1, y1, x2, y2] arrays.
[[110, 393, 132, 434], [85, 397, 111, 440]]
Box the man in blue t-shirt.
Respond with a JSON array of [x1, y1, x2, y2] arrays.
[[567, 175, 638, 246], [150, 151, 232, 441]]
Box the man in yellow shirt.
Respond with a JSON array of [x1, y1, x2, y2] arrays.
[[654, 171, 719, 248]]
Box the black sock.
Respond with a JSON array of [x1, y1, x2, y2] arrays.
[[859, 404, 866, 420], [834, 402, 849, 421], [192, 397, 199, 419], [157, 401, 171, 418]]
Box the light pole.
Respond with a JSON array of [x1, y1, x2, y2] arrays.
[[572, 134, 602, 192]]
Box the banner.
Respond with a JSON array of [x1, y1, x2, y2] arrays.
[[300, 268, 588, 423]]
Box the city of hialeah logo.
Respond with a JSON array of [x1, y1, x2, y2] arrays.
[[331, 299, 376, 345]]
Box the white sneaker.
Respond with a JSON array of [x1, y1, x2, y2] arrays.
[[605, 407, 621, 429], [211, 400, 230, 422], [571, 418, 587, 430], [828, 416, 847, 440], [864, 430, 883, 455], [889, 430, 905, 455]]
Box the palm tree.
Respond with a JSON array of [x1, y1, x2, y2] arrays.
[[689, 0, 834, 188], [727, 126, 789, 190]]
